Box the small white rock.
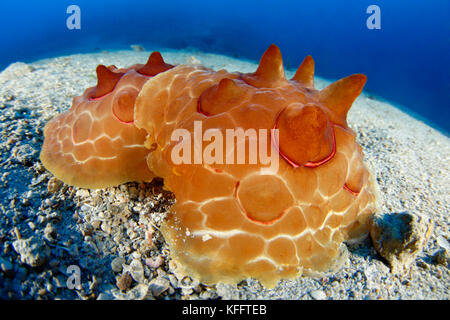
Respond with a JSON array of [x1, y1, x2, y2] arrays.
[[128, 259, 145, 283], [111, 257, 125, 273], [310, 289, 327, 300], [145, 256, 164, 269], [148, 278, 170, 297]]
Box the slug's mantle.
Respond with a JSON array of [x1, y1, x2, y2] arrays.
[[40, 45, 378, 287]]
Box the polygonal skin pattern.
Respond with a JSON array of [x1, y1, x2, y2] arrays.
[[135, 63, 377, 287], [41, 46, 378, 288]]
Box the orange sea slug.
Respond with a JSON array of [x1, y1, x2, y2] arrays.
[[40, 45, 378, 287]]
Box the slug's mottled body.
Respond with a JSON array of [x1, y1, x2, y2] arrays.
[[40, 52, 173, 188], [41, 45, 377, 287]]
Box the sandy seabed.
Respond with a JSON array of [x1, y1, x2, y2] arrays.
[[0, 48, 448, 300]]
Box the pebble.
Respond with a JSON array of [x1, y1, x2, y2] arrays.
[[89, 276, 99, 292], [436, 235, 450, 251], [168, 274, 179, 288], [111, 257, 125, 273], [44, 198, 55, 208], [127, 284, 149, 300], [199, 289, 219, 300], [416, 260, 429, 270], [131, 251, 141, 260], [309, 289, 327, 300], [129, 186, 139, 199], [28, 221, 36, 231], [91, 219, 101, 229], [432, 248, 449, 266], [364, 264, 382, 290], [128, 259, 145, 283], [116, 272, 133, 291], [53, 275, 65, 288], [97, 292, 114, 300], [145, 256, 164, 269], [101, 221, 111, 234], [145, 230, 153, 248], [12, 236, 51, 267], [369, 212, 432, 272], [47, 212, 62, 222], [182, 287, 194, 296], [47, 177, 63, 193], [38, 288, 47, 296], [76, 189, 90, 198], [12, 144, 37, 166], [44, 223, 57, 241], [81, 224, 94, 237], [148, 277, 170, 297]]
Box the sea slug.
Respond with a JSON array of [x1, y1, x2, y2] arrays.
[[40, 45, 378, 287]]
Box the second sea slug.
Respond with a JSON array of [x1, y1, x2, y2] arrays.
[[40, 45, 378, 288]]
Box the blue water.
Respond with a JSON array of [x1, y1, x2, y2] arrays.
[[1, 0, 449, 132]]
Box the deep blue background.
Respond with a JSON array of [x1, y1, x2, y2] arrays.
[[1, 0, 449, 132]]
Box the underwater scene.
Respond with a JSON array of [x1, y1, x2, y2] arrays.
[[0, 0, 448, 302]]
